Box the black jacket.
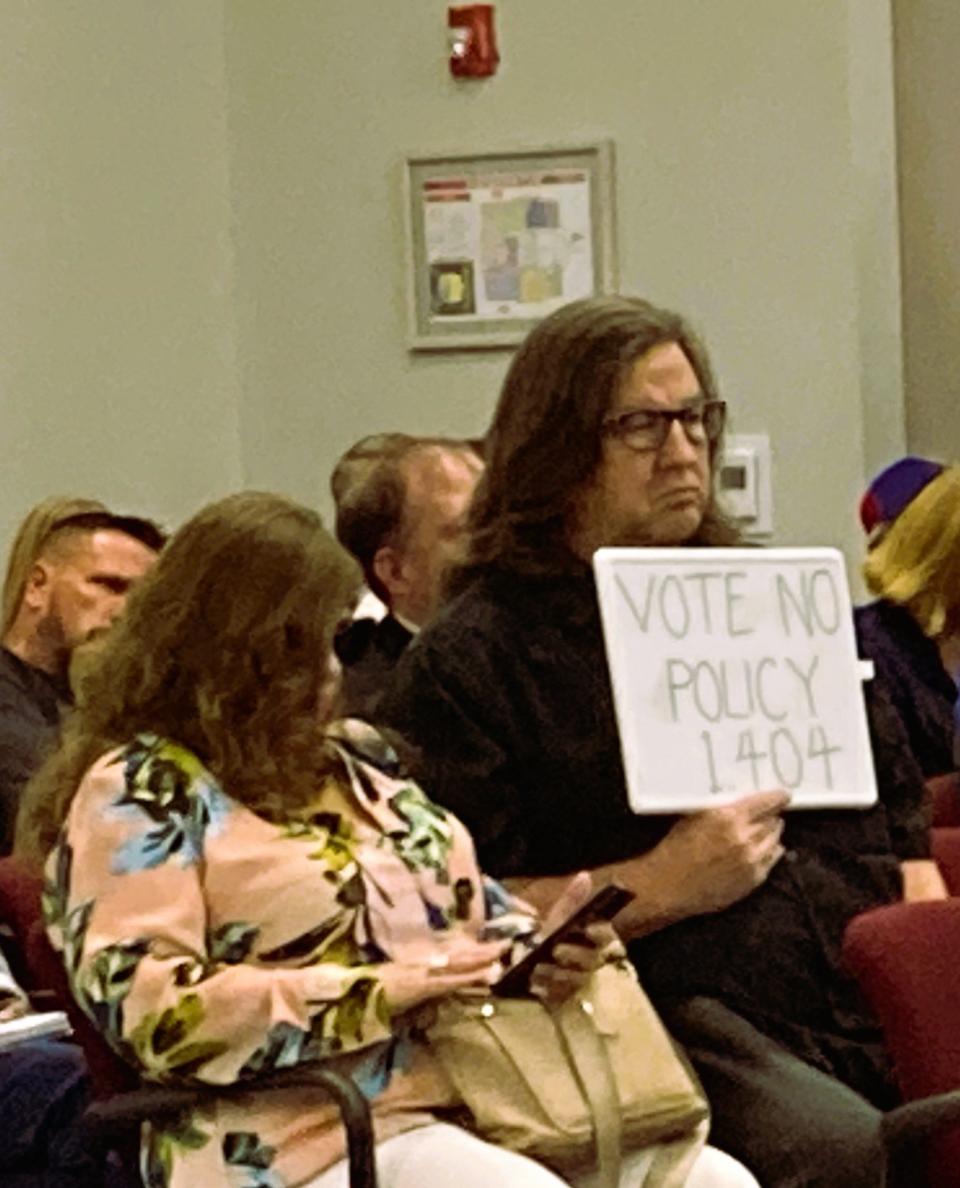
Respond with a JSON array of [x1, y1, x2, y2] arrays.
[[0, 647, 70, 854], [855, 599, 957, 778]]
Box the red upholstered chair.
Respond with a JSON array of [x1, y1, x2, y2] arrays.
[[844, 900, 960, 1187], [927, 774, 960, 828], [931, 828, 960, 896], [0, 855, 45, 992]]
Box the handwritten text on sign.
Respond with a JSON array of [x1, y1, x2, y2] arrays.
[[593, 548, 877, 813]]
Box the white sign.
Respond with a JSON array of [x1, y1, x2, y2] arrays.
[[593, 548, 878, 813]]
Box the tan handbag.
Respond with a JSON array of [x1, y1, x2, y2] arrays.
[[426, 961, 709, 1188]]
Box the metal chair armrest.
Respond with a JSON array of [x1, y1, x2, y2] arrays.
[[256, 1065, 376, 1188]]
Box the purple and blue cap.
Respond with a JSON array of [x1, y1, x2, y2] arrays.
[[859, 456, 945, 536]]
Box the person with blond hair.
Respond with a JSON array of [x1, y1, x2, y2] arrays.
[[857, 457, 960, 790], [0, 496, 164, 852], [17, 491, 756, 1188]]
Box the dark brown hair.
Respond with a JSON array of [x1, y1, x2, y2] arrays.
[[453, 295, 739, 587], [17, 492, 360, 864]]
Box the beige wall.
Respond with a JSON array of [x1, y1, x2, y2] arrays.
[[893, 0, 960, 460], [224, 0, 903, 577], [849, 0, 908, 474], [0, 0, 242, 548], [0, 1, 905, 584]]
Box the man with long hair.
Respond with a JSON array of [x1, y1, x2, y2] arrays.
[[0, 497, 164, 852], [380, 296, 932, 1186]]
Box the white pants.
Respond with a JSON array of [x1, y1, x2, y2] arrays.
[[305, 1122, 760, 1188]]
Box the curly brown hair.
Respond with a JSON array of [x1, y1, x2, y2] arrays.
[[17, 491, 360, 865], [450, 295, 740, 591]]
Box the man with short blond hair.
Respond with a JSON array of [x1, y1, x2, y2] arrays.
[[0, 498, 165, 851]]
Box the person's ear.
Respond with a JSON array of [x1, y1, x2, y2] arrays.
[[22, 562, 53, 613], [372, 545, 410, 603]]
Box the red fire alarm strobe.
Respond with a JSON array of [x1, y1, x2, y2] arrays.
[[448, 5, 499, 78]]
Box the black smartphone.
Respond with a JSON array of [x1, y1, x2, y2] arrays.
[[492, 883, 634, 997]]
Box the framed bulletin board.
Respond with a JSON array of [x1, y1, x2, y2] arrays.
[[403, 141, 617, 351]]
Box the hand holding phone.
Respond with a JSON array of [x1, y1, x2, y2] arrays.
[[493, 883, 634, 997]]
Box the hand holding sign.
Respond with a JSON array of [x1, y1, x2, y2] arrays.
[[655, 789, 789, 915], [606, 789, 790, 931]]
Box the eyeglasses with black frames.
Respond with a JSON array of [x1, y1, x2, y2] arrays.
[[601, 398, 726, 453]]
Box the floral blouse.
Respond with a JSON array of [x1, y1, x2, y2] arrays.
[[44, 721, 536, 1188]]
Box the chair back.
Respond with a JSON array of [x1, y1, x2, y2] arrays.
[[931, 831, 960, 893], [844, 900, 960, 1186], [931, 828, 960, 896], [926, 774, 960, 828], [0, 855, 44, 990]]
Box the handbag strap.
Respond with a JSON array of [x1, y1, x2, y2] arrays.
[[555, 995, 622, 1188]]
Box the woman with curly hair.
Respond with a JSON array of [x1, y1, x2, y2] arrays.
[[16, 491, 755, 1188]]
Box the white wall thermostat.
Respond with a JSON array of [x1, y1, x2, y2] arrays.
[[719, 433, 773, 537]]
